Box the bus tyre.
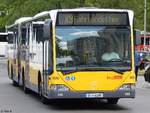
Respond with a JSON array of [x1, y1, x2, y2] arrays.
[[18, 73, 20, 86], [107, 98, 119, 104], [11, 67, 18, 86], [22, 75, 30, 94], [39, 81, 48, 104], [12, 79, 18, 86], [7, 62, 9, 77]]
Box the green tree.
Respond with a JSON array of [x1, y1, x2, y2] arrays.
[[0, 0, 149, 31]]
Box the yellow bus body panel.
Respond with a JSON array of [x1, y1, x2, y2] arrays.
[[8, 58, 13, 78], [49, 71, 135, 91], [29, 63, 41, 85]]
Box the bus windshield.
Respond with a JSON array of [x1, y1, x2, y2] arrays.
[[56, 26, 131, 72]]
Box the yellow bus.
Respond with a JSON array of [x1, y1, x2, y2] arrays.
[[7, 8, 135, 104]]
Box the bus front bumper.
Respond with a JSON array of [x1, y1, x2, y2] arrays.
[[47, 89, 135, 99]]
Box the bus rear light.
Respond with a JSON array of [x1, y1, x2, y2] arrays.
[[50, 84, 70, 92]]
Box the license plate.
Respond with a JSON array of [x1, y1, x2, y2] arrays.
[[86, 93, 104, 98]]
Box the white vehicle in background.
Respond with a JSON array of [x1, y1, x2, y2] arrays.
[[0, 42, 8, 57], [0, 32, 8, 57]]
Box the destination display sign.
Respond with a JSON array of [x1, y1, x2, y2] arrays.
[[57, 12, 129, 26]]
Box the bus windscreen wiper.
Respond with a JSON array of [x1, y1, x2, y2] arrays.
[[57, 67, 79, 75], [57, 66, 123, 75], [107, 68, 123, 75], [57, 66, 102, 75]]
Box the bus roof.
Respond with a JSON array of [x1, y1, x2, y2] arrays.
[[33, 11, 49, 19], [141, 31, 150, 35], [51, 7, 133, 13], [15, 17, 32, 24], [7, 17, 32, 28], [48, 8, 134, 26], [7, 7, 134, 28], [30, 8, 133, 21]]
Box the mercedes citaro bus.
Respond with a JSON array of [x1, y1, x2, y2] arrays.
[[7, 8, 135, 104]]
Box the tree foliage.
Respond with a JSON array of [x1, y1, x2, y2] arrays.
[[0, 0, 149, 31]]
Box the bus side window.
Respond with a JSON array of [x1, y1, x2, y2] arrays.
[[14, 31, 18, 50], [26, 25, 30, 45], [48, 32, 53, 74], [146, 38, 149, 45], [141, 38, 144, 45], [21, 28, 26, 45], [35, 25, 43, 43], [32, 23, 44, 43]]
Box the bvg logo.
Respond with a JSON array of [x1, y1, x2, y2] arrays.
[[65, 76, 76, 81]]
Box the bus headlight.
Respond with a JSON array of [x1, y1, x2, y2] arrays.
[[50, 84, 69, 92], [118, 84, 135, 91]]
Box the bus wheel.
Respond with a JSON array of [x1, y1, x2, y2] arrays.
[[7, 61, 10, 77], [38, 79, 48, 104], [18, 72, 20, 86], [11, 67, 18, 86], [107, 98, 119, 104], [22, 73, 30, 94], [12, 78, 18, 86]]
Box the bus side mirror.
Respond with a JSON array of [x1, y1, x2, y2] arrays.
[[43, 19, 51, 40]]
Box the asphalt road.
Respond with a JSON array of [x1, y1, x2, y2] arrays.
[[0, 58, 150, 113]]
